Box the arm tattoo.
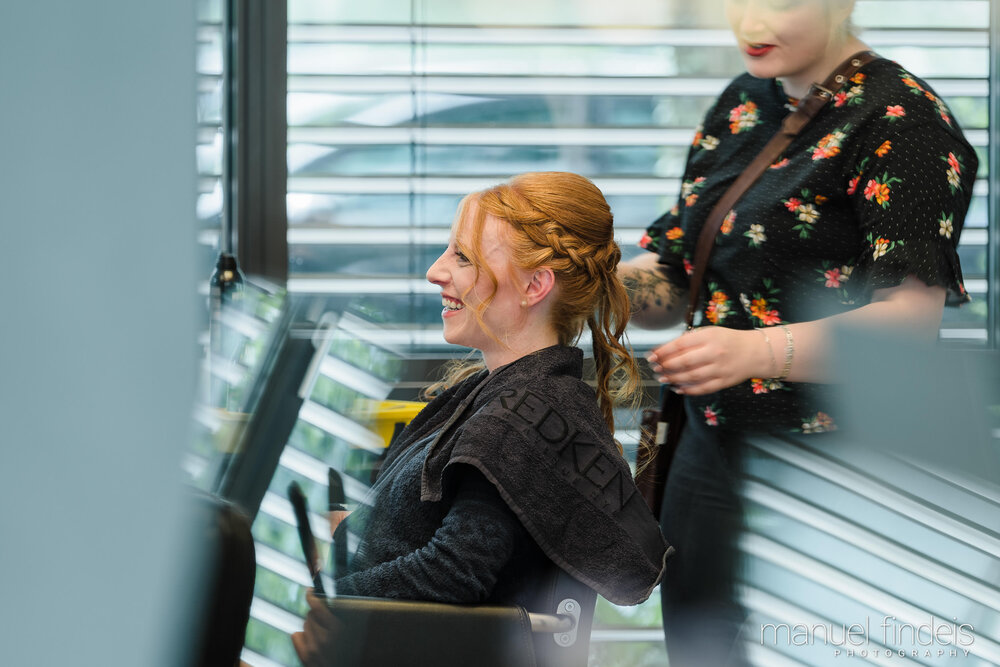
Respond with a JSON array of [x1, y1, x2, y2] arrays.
[[621, 265, 685, 321]]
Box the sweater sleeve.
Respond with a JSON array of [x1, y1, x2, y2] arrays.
[[335, 466, 526, 603]]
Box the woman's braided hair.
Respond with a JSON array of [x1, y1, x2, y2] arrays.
[[433, 172, 641, 436]]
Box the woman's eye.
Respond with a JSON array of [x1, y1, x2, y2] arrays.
[[455, 250, 470, 264]]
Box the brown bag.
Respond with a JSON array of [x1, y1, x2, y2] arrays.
[[633, 51, 879, 520], [634, 389, 686, 518]]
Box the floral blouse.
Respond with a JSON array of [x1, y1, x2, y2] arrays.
[[642, 57, 978, 435]]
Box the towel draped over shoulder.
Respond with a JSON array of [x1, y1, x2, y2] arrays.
[[379, 345, 672, 606]]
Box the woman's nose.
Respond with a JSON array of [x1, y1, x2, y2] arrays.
[[426, 252, 447, 285], [738, 1, 768, 36]]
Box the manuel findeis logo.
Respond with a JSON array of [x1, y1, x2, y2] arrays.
[[759, 615, 975, 659]]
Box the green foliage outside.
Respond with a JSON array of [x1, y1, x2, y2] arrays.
[[244, 618, 300, 666], [589, 641, 669, 667]]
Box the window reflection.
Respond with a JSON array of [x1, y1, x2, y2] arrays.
[[216, 1, 997, 665]]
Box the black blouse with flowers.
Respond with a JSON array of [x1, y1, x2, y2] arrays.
[[642, 57, 977, 435]]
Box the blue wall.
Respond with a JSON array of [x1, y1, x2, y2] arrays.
[[0, 1, 198, 664]]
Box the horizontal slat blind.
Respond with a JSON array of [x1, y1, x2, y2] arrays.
[[283, 3, 990, 346]]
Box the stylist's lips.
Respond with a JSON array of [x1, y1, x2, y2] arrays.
[[746, 43, 775, 57]]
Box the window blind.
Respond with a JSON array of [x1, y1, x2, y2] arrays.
[[283, 1, 991, 347]]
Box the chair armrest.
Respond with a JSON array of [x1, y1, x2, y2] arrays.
[[527, 612, 574, 634], [322, 595, 538, 667], [316, 568, 597, 667]]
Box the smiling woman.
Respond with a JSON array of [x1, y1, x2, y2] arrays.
[[293, 172, 672, 666], [428, 171, 644, 431], [726, 0, 861, 98], [427, 205, 558, 370]]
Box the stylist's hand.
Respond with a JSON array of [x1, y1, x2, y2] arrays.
[[647, 327, 768, 395], [291, 590, 341, 667]]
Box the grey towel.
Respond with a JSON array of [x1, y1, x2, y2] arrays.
[[383, 345, 671, 606]]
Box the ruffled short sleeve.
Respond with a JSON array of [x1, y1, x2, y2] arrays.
[[848, 122, 976, 305]]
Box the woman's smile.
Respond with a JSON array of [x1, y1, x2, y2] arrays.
[[745, 43, 776, 57], [441, 294, 464, 316]]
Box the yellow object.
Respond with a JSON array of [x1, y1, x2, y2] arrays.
[[368, 400, 426, 447], [211, 408, 251, 453]]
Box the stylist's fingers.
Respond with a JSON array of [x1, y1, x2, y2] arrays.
[[649, 345, 709, 385], [648, 327, 757, 393], [647, 329, 697, 364], [653, 354, 708, 386], [647, 336, 698, 379], [667, 374, 732, 396]]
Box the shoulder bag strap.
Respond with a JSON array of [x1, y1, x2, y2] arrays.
[[683, 50, 880, 328]]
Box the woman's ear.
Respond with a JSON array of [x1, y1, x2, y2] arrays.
[[523, 267, 556, 306]]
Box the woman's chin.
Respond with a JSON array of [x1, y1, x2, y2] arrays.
[[440, 327, 470, 349], [743, 59, 779, 80]]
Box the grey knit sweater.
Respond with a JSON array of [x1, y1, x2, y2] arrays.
[[336, 433, 547, 605]]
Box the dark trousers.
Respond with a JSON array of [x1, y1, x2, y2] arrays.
[[659, 406, 748, 667]]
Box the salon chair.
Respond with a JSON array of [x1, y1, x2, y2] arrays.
[[321, 565, 597, 667]]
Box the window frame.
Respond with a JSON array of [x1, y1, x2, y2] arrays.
[[988, 0, 999, 349], [228, 0, 289, 284]]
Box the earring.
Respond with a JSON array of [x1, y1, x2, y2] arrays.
[[521, 299, 528, 307]]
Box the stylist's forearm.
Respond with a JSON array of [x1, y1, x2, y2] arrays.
[[772, 276, 946, 383], [618, 253, 687, 330]]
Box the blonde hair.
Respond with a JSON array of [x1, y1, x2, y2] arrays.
[[426, 172, 642, 436], [829, 0, 857, 37]]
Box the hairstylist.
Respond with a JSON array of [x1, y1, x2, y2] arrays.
[[619, 1, 978, 664]]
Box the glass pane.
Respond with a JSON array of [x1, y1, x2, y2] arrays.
[[855, 0, 988, 29], [289, 143, 687, 178], [876, 47, 988, 79], [188, 0, 229, 487], [196, 0, 224, 261], [290, 0, 712, 27], [186, 283, 288, 492], [288, 92, 719, 129], [247, 1, 996, 665]]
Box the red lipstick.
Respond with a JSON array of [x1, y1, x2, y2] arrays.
[[746, 44, 775, 57]]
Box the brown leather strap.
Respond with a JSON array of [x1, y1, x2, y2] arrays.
[[683, 50, 880, 327]]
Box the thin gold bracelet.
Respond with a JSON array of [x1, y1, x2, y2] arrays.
[[777, 324, 794, 380], [754, 328, 778, 378]]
